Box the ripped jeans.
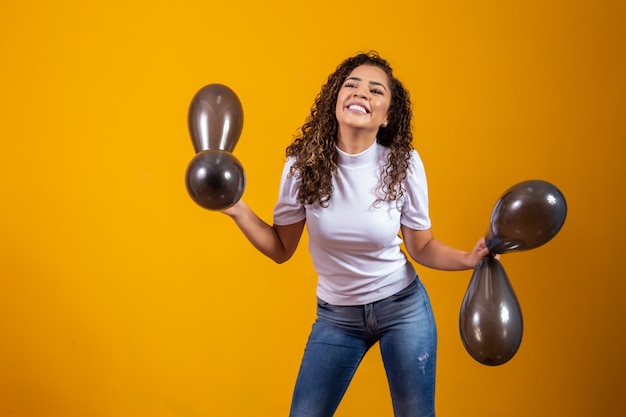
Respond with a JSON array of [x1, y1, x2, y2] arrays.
[[289, 278, 437, 417]]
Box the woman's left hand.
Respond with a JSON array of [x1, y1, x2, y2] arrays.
[[465, 237, 495, 268]]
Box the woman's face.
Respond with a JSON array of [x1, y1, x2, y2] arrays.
[[335, 64, 391, 134]]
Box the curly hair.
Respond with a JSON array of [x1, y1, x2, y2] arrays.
[[286, 51, 414, 207]]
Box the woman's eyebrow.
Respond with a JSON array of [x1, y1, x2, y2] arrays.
[[346, 77, 388, 91]]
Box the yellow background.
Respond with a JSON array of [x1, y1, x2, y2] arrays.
[[1, 1, 624, 416]]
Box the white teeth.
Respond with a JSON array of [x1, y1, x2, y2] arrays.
[[348, 104, 368, 114]]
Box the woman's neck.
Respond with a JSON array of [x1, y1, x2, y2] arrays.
[[336, 128, 377, 155]]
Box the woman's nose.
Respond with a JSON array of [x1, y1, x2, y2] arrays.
[[353, 89, 369, 99]]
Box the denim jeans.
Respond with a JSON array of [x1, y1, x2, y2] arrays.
[[289, 278, 437, 417]]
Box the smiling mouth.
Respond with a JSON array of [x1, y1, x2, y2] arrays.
[[347, 104, 369, 114]]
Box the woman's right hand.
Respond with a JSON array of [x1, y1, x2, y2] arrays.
[[220, 199, 245, 218]]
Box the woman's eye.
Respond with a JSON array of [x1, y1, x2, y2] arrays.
[[371, 88, 384, 95], [344, 82, 357, 88]]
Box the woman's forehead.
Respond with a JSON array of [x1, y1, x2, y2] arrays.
[[346, 65, 389, 85]]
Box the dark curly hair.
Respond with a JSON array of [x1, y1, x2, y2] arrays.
[[286, 51, 414, 207]]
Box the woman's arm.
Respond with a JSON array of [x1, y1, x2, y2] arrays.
[[221, 200, 305, 264], [401, 225, 490, 271]]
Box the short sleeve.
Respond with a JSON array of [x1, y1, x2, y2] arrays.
[[273, 156, 306, 226], [400, 150, 432, 230]]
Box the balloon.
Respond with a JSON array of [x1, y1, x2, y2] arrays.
[[185, 150, 245, 210], [485, 180, 567, 254], [188, 84, 244, 153], [459, 256, 523, 366], [184, 83, 246, 210]]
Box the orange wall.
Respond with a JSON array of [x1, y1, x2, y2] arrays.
[[1, 1, 624, 416]]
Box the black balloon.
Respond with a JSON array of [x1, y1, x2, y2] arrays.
[[184, 83, 246, 210], [188, 84, 244, 153], [185, 150, 245, 210], [459, 256, 523, 366], [485, 180, 567, 254]]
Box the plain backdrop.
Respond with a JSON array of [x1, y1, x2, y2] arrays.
[[1, 1, 624, 416]]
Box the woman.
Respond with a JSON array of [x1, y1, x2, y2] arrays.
[[221, 51, 490, 417]]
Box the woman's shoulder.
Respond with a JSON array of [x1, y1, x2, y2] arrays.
[[406, 148, 426, 177]]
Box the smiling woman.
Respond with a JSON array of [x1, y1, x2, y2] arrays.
[[219, 51, 490, 417]]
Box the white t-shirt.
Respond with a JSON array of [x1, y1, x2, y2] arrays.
[[273, 141, 431, 305]]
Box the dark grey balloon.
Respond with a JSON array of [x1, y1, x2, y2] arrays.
[[459, 256, 523, 366], [188, 84, 244, 153], [185, 150, 245, 210], [485, 180, 567, 254]]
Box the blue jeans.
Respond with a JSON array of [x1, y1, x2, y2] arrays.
[[289, 278, 437, 417]]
